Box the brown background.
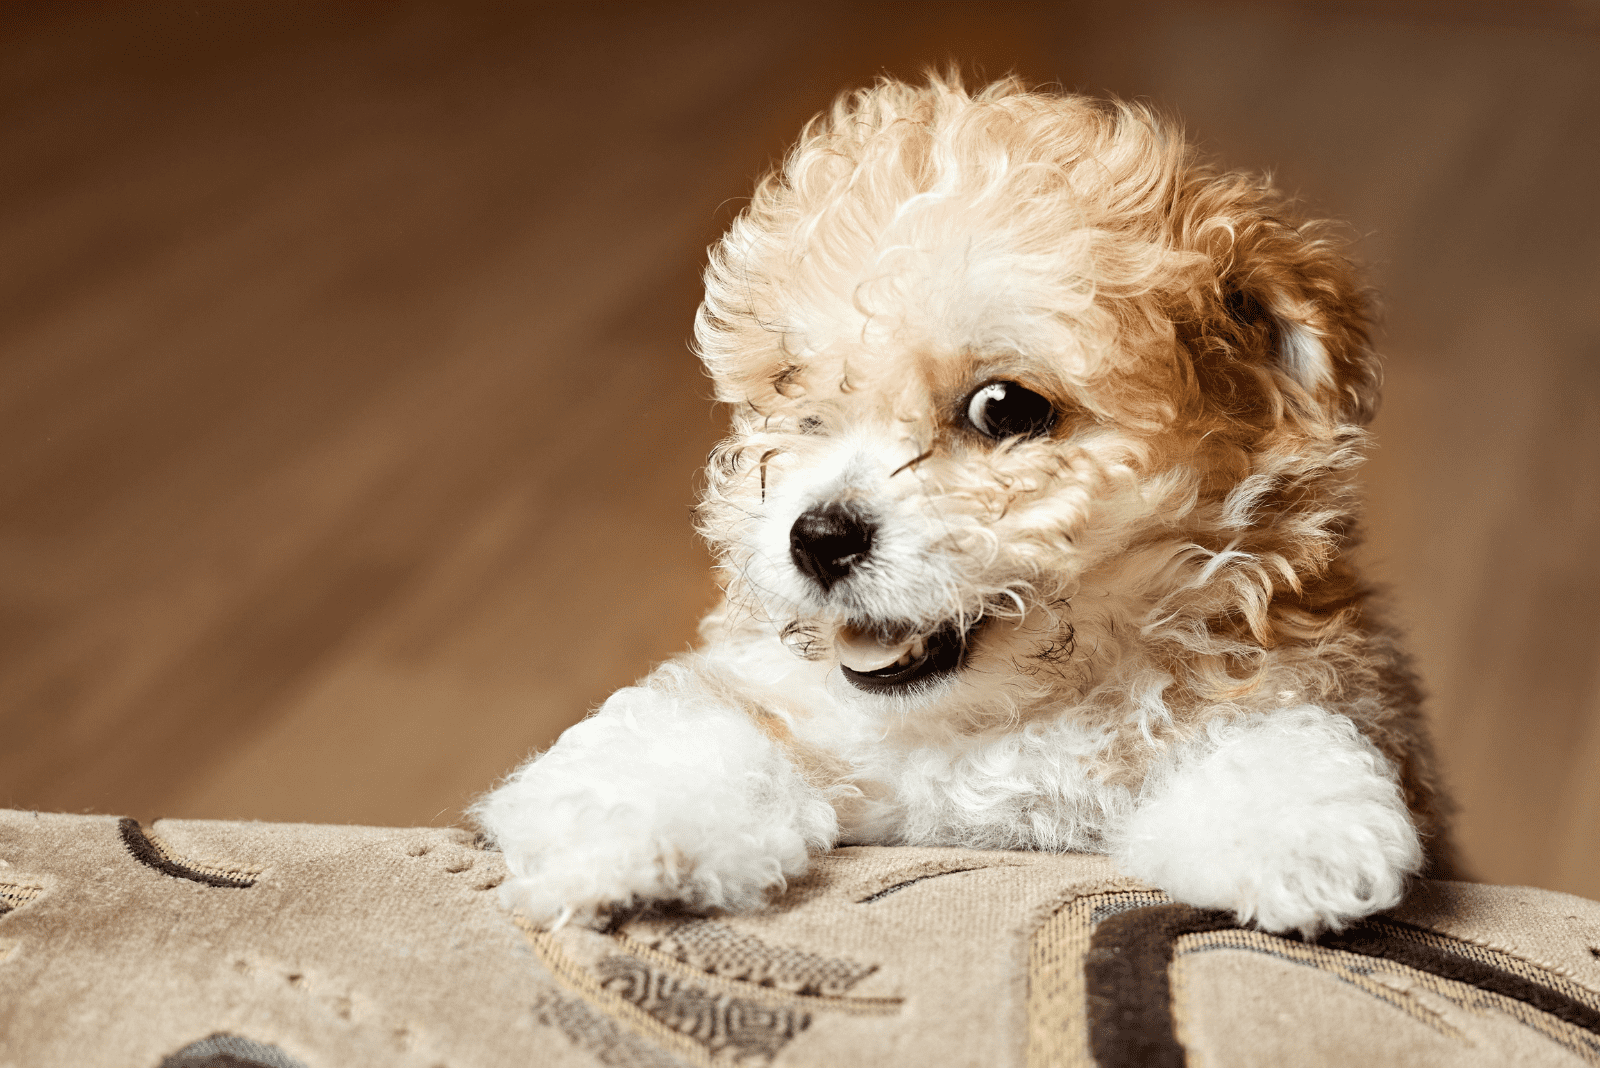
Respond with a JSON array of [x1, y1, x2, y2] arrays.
[[2, 2, 1596, 898]]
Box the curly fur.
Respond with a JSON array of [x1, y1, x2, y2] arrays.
[[475, 75, 1456, 937]]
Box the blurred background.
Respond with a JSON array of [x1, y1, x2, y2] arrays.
[[2, 2, 1596, 897]]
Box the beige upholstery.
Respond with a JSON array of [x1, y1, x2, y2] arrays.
[[1, 811, 1597, 1067]]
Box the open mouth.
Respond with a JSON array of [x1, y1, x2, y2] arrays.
[[835, 618, 977, 695]]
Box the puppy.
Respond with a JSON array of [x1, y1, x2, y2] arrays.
[[475, 76, 1454, 937]]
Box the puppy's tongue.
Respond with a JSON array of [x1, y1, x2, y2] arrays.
[[835, 626, 922, 672]]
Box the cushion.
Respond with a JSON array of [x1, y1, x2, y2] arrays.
[[1, 810, 1597, 1066]]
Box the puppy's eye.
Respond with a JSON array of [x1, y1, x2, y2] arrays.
[[965, 381, 1056, 440]]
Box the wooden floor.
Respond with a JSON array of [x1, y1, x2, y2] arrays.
[[2, 2, 1597, 897]]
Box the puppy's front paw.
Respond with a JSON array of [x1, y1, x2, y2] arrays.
[[491, 809, 715, 930], [474, 684, 837, 928], [1116, 707, 1423, 937], [489, 792, 817, 929]]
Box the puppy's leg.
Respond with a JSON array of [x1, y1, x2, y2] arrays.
[[473, 660, 837, 927], [1114, 706, 1422, 936]]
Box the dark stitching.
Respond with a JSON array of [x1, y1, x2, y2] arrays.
[[1084, 904, 1235, 1068], [856, 867, 981, 904], [1321, 919, 1600, 1036], [654, 920, 880, 996], [596, 954, 812, 1060], [157, 1031, 307, 1068], [533, 989, 687, 1068], [118, 818, 255, 889], [1083, 904, 1600, 1068]]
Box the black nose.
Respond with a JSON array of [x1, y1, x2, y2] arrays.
[[789, 501, 875, 592]]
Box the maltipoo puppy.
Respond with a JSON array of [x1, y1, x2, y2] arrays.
[[475, 76, 1455, 937]]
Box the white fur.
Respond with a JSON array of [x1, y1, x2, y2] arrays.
[[475, 665, 837, 927], [856, 717, 1133, 852], [1115, 707, 1421, 936]]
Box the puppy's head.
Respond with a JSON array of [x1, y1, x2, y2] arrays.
[[695, 77, 1376, 730]]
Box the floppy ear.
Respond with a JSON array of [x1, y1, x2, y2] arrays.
[[1175, 174, 1380, 429]]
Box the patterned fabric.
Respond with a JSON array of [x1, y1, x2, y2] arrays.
[[0, 881, 43, 917], [0, 811, 1597, 1067], [647, 921, 877, 996], [1028, 891, 1600, 1067], [157, 1032, 309, 1068], [119, 818, 262, 889]]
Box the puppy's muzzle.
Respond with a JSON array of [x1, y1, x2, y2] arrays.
[[789, 501, 875, 593]]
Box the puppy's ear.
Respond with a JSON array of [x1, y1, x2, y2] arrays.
[[1176, 175, 1380, 429]]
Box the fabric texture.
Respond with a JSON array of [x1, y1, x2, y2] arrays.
[[1, 810, 1597, 1067]]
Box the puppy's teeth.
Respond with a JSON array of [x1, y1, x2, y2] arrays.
[[836, 627, 915, 672]]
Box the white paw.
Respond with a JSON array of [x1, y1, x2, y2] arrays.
[[474, 682, 837, 928], [1116, 706, 1422, 937]]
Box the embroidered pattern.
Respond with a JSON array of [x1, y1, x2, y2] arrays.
[[118, 819, 261, 889], [533, 988, 695, 1068], [0, 882, 44, 917], [1028, 891, 1600, 1068], [856, 866, 983, 904], [158, 1032, 308, 1068], [520, 914, 899, 1066], [649, 921, 876, 996], [1027, 889, 1171, 1068], [596, 954, 811, 1063]]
